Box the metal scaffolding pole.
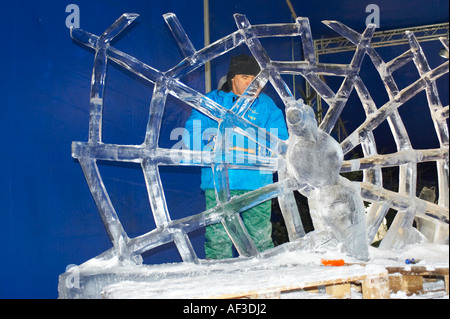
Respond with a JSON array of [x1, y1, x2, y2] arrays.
[[315, 23, 449, 55], [310, 23, 449, 128]]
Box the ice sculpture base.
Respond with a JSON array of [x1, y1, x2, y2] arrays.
[[102, 262, 389, 299], [58, 232, 448, 299], [58, 231, 342, 299]]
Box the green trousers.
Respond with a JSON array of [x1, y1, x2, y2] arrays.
[[204, 189, 274, 259]]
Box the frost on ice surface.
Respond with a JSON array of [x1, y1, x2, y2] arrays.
[[60, 12, 448, 298]]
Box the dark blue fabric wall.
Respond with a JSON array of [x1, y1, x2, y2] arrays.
[[0, 0, 447, 298], [0, 0, 206, 299]]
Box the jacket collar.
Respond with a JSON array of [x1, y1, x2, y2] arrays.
[[217, 89, 237, 98], [216, 89, 260, 101]]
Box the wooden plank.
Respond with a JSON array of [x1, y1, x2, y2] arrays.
[[210, 268, 390, 299], [387, 266, 449, 296], [386, 266, 448, 276], [362, 275, 390, 299], [389, 274, 403, 293], [445, 275, 449, 294], [247, 289, 281, 299], [326, 284, 351, 298], [401, 275, 424, 295]]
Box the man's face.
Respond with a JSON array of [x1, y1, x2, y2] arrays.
[[231, 74, 256, 96]]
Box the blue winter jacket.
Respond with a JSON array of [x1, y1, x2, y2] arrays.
[[183, 89, 288, 191]]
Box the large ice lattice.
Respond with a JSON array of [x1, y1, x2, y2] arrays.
[[66, 13, 448, 274]]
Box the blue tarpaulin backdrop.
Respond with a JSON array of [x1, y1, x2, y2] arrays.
[[0, 0, 448, 298]]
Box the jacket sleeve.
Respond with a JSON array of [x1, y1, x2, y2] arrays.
[[183, 91, 219, 151], [263, 100, 289, 141], [183, 108, 210, 151]]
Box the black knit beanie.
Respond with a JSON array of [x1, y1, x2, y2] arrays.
[[221, 54, 261, 92]]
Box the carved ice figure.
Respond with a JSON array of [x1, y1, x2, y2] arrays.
[[59, 11, 448, 298], [286, 103, 368, 259]]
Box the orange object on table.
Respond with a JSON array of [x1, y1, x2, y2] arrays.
[[321, 259, 345, 266]]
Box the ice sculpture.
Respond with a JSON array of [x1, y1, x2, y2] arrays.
[[59, 12, 449, 298]]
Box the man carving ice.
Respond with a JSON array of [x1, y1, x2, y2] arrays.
[[183, 54, 288, 259]]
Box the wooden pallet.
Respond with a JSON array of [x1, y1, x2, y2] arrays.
[[386, 265, 449, 297], [212, 276, 390, 299], [101, 262, 448, 299], [209, 266, 390, 299], [101, 264, 391, 299]]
